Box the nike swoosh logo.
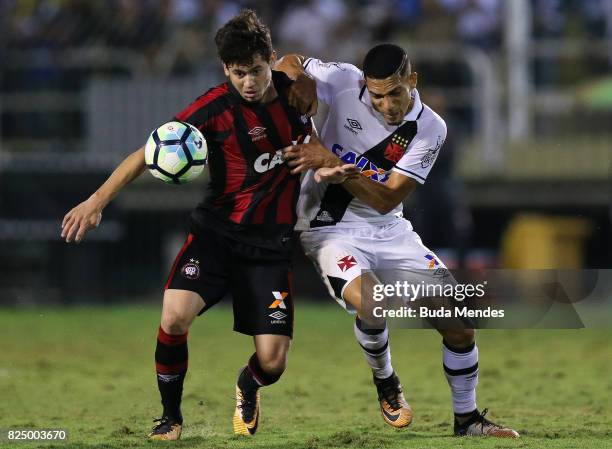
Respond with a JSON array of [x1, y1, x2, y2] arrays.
[[382, 407, 400, 422], [246, 414, 259, 435]]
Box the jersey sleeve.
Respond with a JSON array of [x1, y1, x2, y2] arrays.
[[392, 115, 447, 184], [174, 103, 210, 137], [173, 86, 228, 139], [302, 58, 362, 105]]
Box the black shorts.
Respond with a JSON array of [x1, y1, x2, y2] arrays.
[[164, 228, 294, 337]]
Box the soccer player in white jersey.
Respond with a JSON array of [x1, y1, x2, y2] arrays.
[[277, 44, 519, 438]]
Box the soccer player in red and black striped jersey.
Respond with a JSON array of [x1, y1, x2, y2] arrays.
[[61, 10, 320, 441]]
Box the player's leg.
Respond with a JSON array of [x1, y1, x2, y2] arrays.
[[343, 274, 393, 380], [149, 289, 204, 441], [438, 328, 518, 437], [233, 334, 291, 435], [251, 334, 291, 384], [437, 328, 478, 423], [150, 230, 229, 440], [342, 275, 413, 429], [301, 232, 391, 375], [379, 219, 518, 437], [230, 259, 294, 436], [300, 230, 412, 429]]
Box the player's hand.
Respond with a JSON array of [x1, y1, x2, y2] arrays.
[[282, 136, 341, 174], [287, 73, 318, 117], [314, 164, 359, 184], [61, 196, 103, 243]]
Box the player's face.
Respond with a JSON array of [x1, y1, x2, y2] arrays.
[[224, 52, 277, 103], [366, 68, 418, 126]]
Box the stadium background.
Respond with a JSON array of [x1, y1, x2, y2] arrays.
[[1, 0, 611, 303], [0, 1, 611, 448]]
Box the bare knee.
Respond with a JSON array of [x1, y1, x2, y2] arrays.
[[440, 328, 475, 348], [160, 309, 192, 334], [160, 302, 198, 334], [256, 345, 289, 375], [344, 273, 384, 328], [160, 290, 204, 335], [260, 355, 287, 375]]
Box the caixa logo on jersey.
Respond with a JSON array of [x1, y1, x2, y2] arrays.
[[254, 136, 311, 173], [254, 150, 284, 173], [331, 144, 389, 183]]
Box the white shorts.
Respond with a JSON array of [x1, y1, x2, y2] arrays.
[[300, 218, 452, 312]]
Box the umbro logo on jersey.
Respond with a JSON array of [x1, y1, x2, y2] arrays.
[[337, 255, 357, 272], [347, 118, 362, 130], [316, 211, 334, 222], [269, 291, 288, 309], [344, 118, 362, 135], [248, 126, 267, 142]]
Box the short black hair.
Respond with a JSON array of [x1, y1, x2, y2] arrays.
[[214, 9, 273, 67], [362, 44, 408, 80]]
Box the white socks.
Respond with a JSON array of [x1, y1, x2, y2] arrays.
[[354, 317, 394, 380], [443, 340, 479, 414]]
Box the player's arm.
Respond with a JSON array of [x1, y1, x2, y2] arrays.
[[340, 171, 418, 215], [275, 54, 308, 80], [61, 146, 146, 243], [275, 54, 317, 116], [312, 164, 417, 213], [277, 54, 363, 116], [283, 137, 420, 214]]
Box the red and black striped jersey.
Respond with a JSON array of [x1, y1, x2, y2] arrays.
[[174, 71, 312, 248]]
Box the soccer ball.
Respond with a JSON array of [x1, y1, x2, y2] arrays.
[[144, 121, 208, 184]]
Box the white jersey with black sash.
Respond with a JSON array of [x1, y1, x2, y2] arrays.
[[295, 58, 447, 231]]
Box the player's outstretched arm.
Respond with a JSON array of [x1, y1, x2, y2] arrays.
[[314, 165, 360, 184], [275, 54, 318, 116], [61, 146, 146, 243], [283, 138, 418, 214], [341, 171, 418, 215]]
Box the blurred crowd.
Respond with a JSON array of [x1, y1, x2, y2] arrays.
[[2, 0, 612, 76], [1, 0, 610, 282]]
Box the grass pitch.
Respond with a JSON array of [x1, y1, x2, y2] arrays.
[[1, 303, 611, 449]]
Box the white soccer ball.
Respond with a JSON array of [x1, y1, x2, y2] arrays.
[[144, 121, 208, 184]]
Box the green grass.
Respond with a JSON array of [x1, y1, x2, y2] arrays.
[[1, 303, 611, 449]]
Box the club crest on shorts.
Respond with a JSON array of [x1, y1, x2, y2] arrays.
[[337, 255, 357, 272], [181, 258, 200, 279]]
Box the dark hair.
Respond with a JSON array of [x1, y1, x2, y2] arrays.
[[214, 9, 273, 66], [362, 44, 408, 80]]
